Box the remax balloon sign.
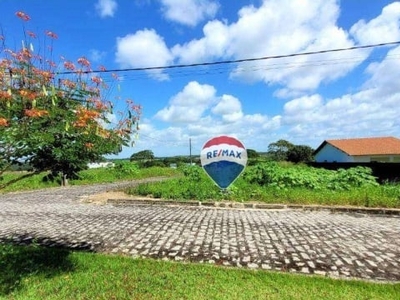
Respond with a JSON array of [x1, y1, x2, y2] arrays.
[[200, 135, 247, 189]]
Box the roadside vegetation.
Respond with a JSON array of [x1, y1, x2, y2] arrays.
[[127, 163, 400, 208], [2, 159, 400, 208], [0, 161, 180, 193], [1, 243, 399, 300]]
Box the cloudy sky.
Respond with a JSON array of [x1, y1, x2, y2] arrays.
[[1, 0, 400, 157]]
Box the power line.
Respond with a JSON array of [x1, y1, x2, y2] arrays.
[[57, 40, 400, 75], [97, 52, 400, 82]]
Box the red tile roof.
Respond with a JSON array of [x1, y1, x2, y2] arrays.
[[324, 137, 400, 156]]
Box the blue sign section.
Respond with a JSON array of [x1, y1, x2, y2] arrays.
[[201, 135, 247, 189], [203, 161, 245, 189]]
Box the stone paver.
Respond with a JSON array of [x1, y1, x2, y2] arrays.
[[1, 182, 399, 282]]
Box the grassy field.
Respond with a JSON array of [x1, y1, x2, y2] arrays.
[[1, 243, 399, 300], [0, 164, 180, 193]]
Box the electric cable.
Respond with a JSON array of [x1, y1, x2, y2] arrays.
[[56, 40, 400, 75]]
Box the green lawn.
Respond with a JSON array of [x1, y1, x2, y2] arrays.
[[1, 244, 398, 300], [0, 165, 180, 193]]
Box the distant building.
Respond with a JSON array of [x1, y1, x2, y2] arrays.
[[87, 162, 115, 169], [314, 136, 400, 163]]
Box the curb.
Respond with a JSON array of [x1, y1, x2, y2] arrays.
[[107, 198, 400, 215]]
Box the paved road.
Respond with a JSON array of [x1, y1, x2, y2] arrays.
[[0, 182, 399, 282]]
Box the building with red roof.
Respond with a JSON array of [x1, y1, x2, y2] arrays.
[[314, 137, 400, 163]]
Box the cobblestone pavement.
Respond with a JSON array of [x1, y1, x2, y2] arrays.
[[1, 182, 399, 282]]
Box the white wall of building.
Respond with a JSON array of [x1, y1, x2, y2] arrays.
[[315, 144, 353, 162], [315, 144, 400, 162], [87, 162, 115, 169], [352, 156, 370, 162]]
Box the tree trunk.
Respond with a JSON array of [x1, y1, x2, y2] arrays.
[[61, 173, 68, 186]]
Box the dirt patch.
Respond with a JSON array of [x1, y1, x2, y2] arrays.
[[79, 191, 146, 205]]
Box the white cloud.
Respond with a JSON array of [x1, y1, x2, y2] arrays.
[[350, 2, 400, 45], [171, 20, 230, 63], [119, 0, 399, 88], [275, 3, 400, 143], [212, 94, 243, 123], [95, 0, 118, 18], [154, 81, 217, 122], [363, 45, 400, 96], [282, 94, 325, 126], [284, 94, 323, 115], [171, 0, 366, 94], [115, 29, 173, 80], [159, 0, 219, 27], [150, 81, 282, 154], [280, 45, 400, 143]]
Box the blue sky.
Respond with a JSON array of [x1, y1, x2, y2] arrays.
[[1, 0, 400, 157]]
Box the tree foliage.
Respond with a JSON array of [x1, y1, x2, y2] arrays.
[[267, 139, 294, 161], [0, 11, 141, 183], [246, 149, 259, 159], [287, 145, 314, 163], [267, 140, 314, 163], [130, 150, 155, 161]]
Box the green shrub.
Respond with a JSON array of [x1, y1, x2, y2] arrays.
[[113, 162, 139, 179], [242, 162, 378, 191]]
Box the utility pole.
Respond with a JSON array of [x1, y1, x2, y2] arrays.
[[189, 138, 192, 164]]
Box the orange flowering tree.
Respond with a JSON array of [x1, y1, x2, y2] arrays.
[[0, 12, 141, 185]]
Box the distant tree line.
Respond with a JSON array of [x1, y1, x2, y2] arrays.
[[130, 150, 200, 168], [129, 141, 314, 169]]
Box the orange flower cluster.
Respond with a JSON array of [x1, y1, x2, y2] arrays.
[[22, 68, 48, 85], [27, 30, 37, 38], [38, 70, 53, 81], [96, 127, 111, 138], [77, 57, 90, 67], [19, 90, 38, 101], [0, 58, 11, 69], [63, 61, 75, 71], [46, 59, 56, 68], [88, 98, 108, 110], [91, 76, 102, 85], [115, 128, 131, 136], [61, 79, 76, 89], [11, 48, 33, 62], [16, 11, 30, 21], [24, 108, 49, 118], [21, 48, 33, 59], [0, 91, 12, 100], [74, 108, 100, 127], [85, 142, 94, 149], [0, 117, 9, 127], [45, 30, 58, 39]]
